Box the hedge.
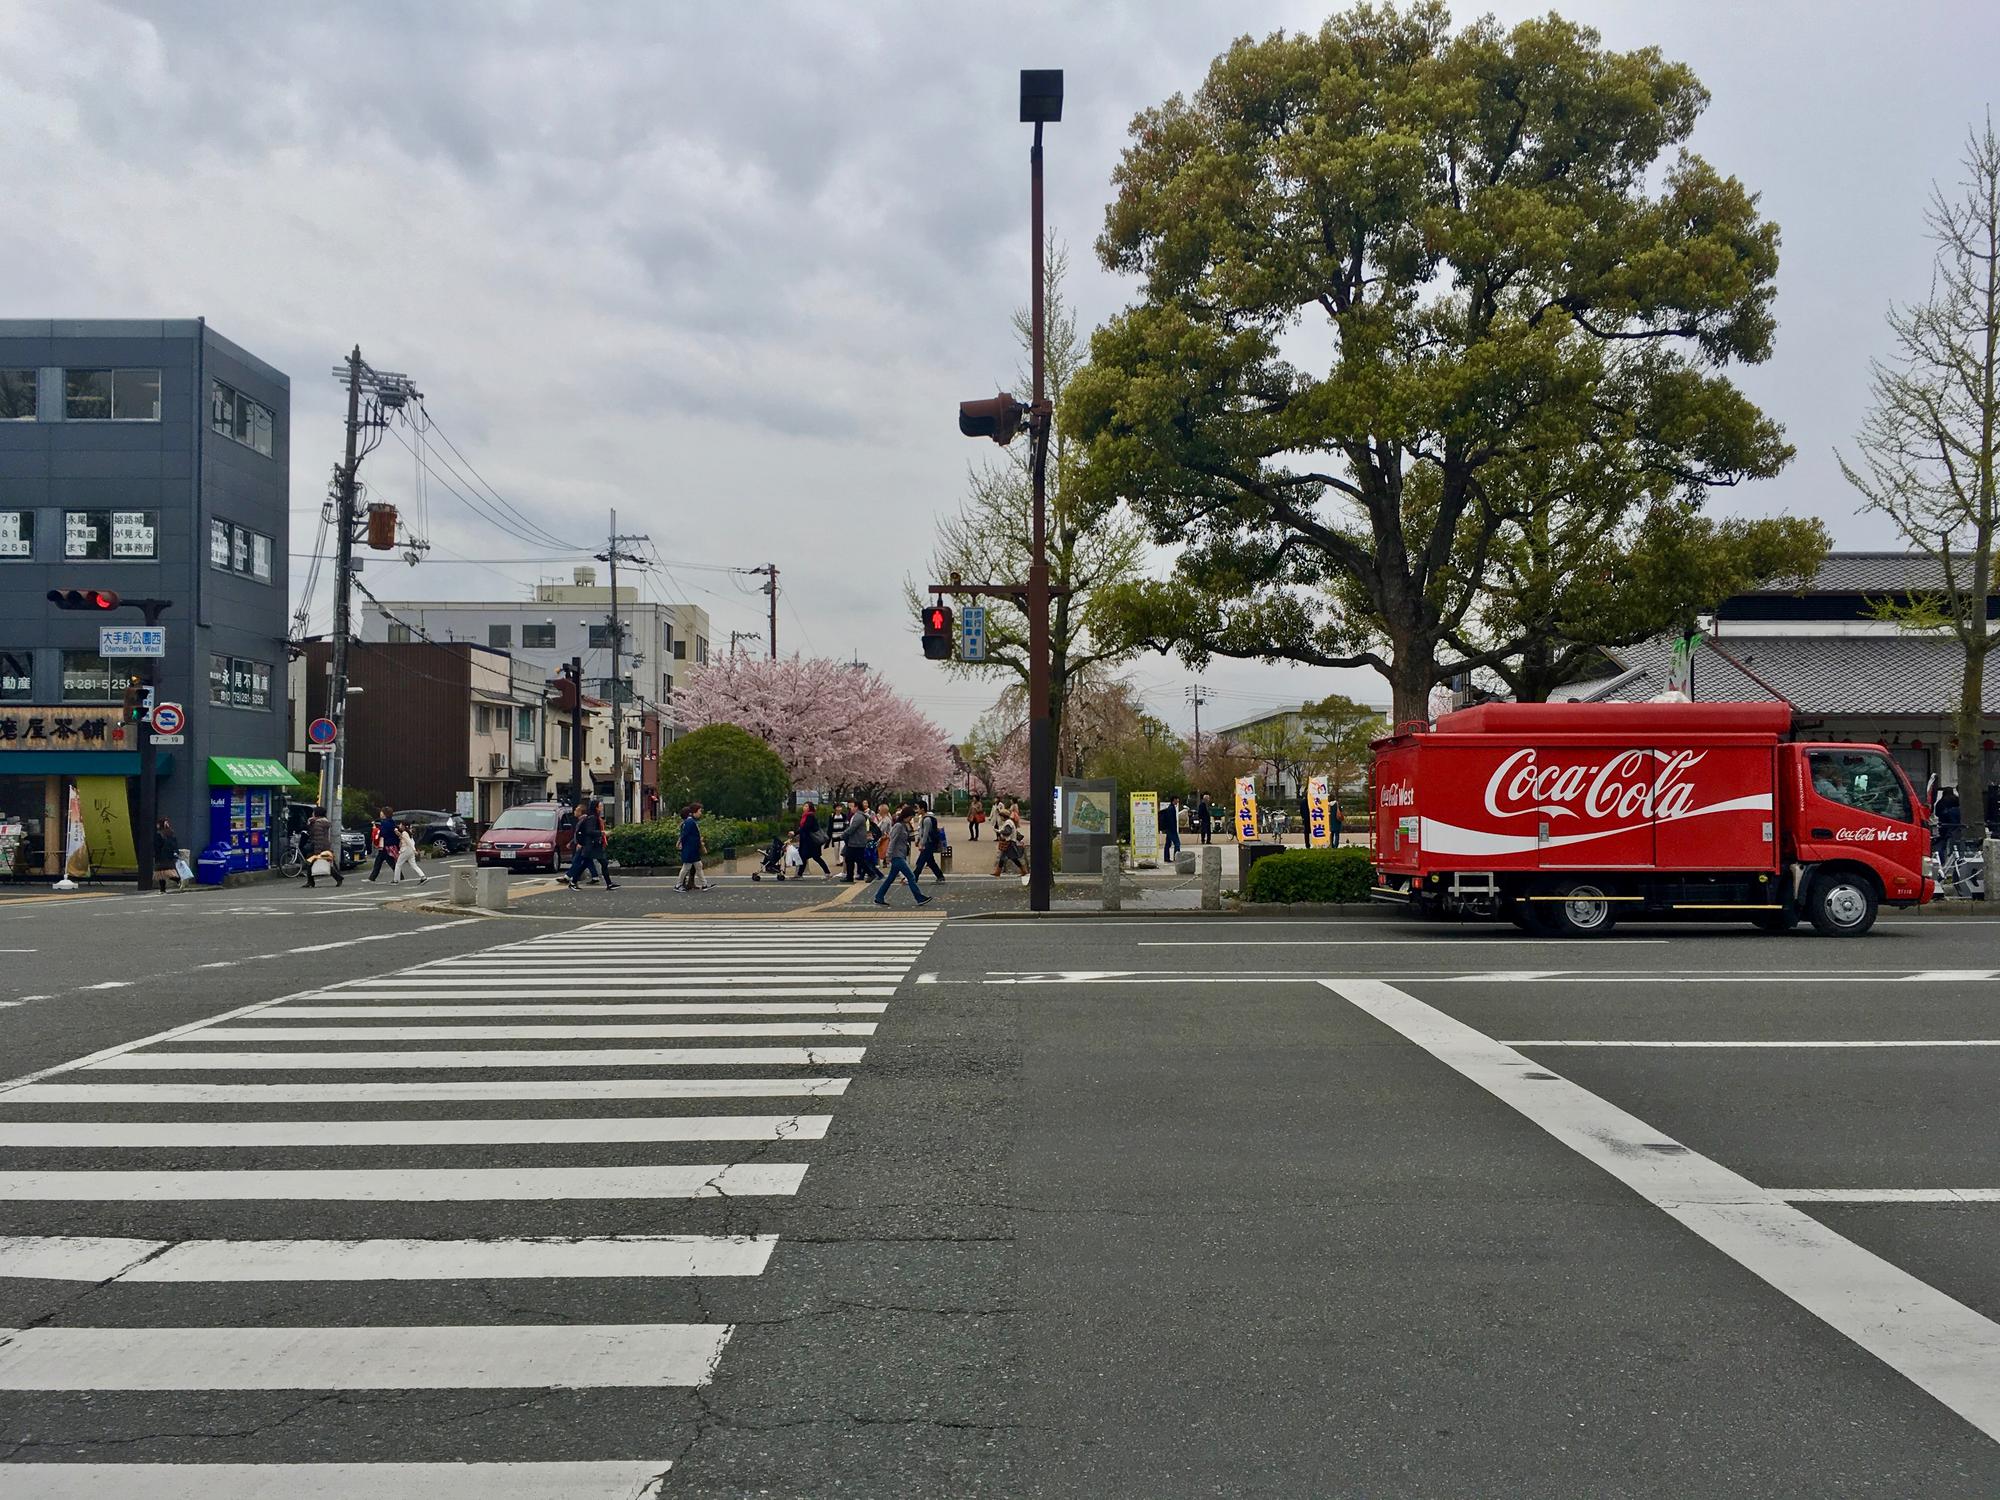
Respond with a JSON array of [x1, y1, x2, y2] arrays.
[[606, 814, 791, 868], [1242, 846, 1374, 904]]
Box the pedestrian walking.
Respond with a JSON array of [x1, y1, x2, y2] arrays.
[[303, 809, 344, 888], [912, 800, 946, 885], [967, 796, 986, 841], [841, 800, 874, 882], [1160, 796, 1182, 861], [391, 822, 428, 883], [1330, 801, 1344, 847], [874, 802, 893, 870], [677, 802, 710, 892], [1934, 786, 1963, 853], [1195, 794, 1214, 845], [798, 802, 835, 880], [873, 805, 931, 906], [565, 799, 618, 890], [366, 807, 398, 881], [153, 817, 186, 892], [992, 805, 1026, 876]]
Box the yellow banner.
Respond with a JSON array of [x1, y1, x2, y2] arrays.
[[76, 775, 138, 873], [1307, 774, 1331, 849], [1234, 776, 1258, 842], [1130, 792, 1159, 864]]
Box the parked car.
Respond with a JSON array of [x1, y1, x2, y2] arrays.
[[398, 809, 472, 857], [283, 804, 366, 869], [474, 802, 574, 871]]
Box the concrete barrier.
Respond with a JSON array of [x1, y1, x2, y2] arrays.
[[472, 867, 509, 912], [450, 866, 477, 907], [1987, 838, 1998, 900], [1175, 851, 1196, 876], [1101, 846, 1123, 911], [1200, 846, 1222, 911]]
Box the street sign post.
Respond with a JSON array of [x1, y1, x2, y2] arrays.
[[149, 702, 185, 736], [100, 625, 165, 658], [149, 733, 185, 746], [307, 717, 338, 747], [959, 605, 987, 662]]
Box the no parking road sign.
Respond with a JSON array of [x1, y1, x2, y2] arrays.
[[307, 717, 338, 753], [149, 701, 184, 735]]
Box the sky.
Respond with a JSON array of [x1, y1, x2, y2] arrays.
[[3, 0, 1996, 739]]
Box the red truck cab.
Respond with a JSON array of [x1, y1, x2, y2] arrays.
[[1371, 701, 1932, 936]]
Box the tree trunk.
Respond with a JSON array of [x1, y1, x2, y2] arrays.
[[1956, 643, 1988, 832], [1387, 651, 1434, 732]]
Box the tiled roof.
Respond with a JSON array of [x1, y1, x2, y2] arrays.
[[1749, 550, 1971, 595], [1585, 632, 2000, 716]]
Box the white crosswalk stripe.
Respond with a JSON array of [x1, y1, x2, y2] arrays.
[[0, 915, 940, 1489]]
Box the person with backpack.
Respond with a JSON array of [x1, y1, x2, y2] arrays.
[[873, 805, 931, 907], [912, 800, 946, 885], [797, 802, 835, 880], [366, 807, 399, 881]]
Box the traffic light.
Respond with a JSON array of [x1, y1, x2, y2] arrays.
[[922, 604, 954, 660], [958, 393, 1028, 446], [48, 588, 121, 611], [120, 675, 153, 724]]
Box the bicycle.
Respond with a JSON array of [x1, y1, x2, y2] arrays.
[[1934, 837, 1986, 901], [275, 832, 307, 880]]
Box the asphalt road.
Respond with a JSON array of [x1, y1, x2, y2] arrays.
[[1, 895, 1996, 1496]]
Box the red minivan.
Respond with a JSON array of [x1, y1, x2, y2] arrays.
[[474, 802, 575, 871]]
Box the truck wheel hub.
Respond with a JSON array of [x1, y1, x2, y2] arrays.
[[1825, 884, 1867, 926]]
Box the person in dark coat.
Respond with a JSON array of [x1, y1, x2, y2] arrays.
[[1159, 797, 1181, 861], [1934, 786, 1963, 853], [367, 807, 399, 881], [1195, 794, 1214, 845], [797, 802, 834, 879], [677, 802, 709, 892]]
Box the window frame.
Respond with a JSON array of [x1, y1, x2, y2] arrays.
[[515, 706, 536, 742], [0, 369, 35, 420], [587, 624, 614, 649], [488, 624, 513, 649], [209, 378, 275, 457], [521, 622, 556, 649], [208, 653, 272, 712], [386, 623, 412, 645], [0, 648, 31, 702], [65, 368, 161, 422], [64, 509, 159, 562], [61, 651, 124, 704]]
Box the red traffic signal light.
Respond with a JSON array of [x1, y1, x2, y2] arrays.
[[958, 393, 1028, 446], [922, 604, 954, 660], [48, 588, 121, 611]]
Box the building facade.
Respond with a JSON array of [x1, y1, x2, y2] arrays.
[[0, 320, 291, 879]]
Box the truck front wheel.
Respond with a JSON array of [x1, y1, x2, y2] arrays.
[[1808, 872, 1878, 937], [1546, 881, 1618, 938]]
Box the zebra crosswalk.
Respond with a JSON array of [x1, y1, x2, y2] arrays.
[[0, 915, 941, 1495]]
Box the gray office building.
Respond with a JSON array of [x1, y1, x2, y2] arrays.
[[0, 320, 292, 880]]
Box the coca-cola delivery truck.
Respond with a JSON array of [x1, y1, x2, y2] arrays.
[[1371, 701, 1933, 937]]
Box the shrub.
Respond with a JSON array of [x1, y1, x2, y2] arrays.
[[657, 723, 790, 818], [606, 813, 791, 868], [1243, 846, 1374, 904]]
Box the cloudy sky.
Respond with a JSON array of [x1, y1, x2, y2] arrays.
[[4, 1, 1996, 737]]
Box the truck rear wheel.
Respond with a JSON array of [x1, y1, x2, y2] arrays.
[[1808, 872, 1878, 937], [1545, 881, 1618, 938]]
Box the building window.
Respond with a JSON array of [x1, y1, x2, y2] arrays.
[[557, 722, 572, 756], [488, 624, 512, 648], [209, 654, 270, 710], [516, 706, 535, 741], [522, 623, 555, 649], [61, 651, 123, 703], [627, 726, 640, 751], [64, 368, 160, 421], [231, 525, 250, 573], [208, 518, 274, 583], [696, 635, 708, 664], [0, 510, 32, 560], [0, 649, 31, 702], [209, 518, 230, 569], [210, 379, 275, 457], [587, 624, 614, 649], [0, 370, 34, 420], [672, 640, 686, 660], [65, 510, 158, 561], [251, 532, 272, 582], [386, 622, 412, 644]]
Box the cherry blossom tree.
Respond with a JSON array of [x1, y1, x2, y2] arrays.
[[673, 654, 955, 800]]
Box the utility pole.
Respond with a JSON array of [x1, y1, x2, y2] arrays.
[[597, 512, 650, 825], [729, 630, 762, 658], [1186, 683, 1212, 789], [1023, 74, 1059, 914], [745, 563, 779, 658], [321, 347, 418, 852], [561, 656, 585, 807]]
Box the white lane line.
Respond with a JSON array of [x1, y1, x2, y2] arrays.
[[1775, 1189, 2000, 1203], [275, 1002, 890, 1017], [92, 1046, 867, 1070], [0, 1461, 674, 1499], [1902, 970, 2000, 981], [1324, 977, 2000, 1444], [4, 1077, 851, 1103], [195, 1021, 879, 1042], [0, 1162, 808, 1200], [340, 974, 909, 987], [1137, 939, 1671, 947], [1505, 1039, 2000, 1048], [329, 983, 901, 996], [82, 980, 130, 990], [0, 1323, 732, 1389], [0, 1233, 777, 1281], [0, 1115, 831, 1148]]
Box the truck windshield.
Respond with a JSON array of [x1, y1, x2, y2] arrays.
[[1807, 750, 1911, 822]]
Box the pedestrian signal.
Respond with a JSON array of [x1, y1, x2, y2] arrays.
[[922, 604, 954, 660], [48, 588, 121, 611], [120, 676, 154, 723]]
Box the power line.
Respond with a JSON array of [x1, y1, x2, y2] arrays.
[[411, 401, 586, 555]]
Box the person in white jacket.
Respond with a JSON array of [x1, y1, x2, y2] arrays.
[[393, 822, 428, 883]]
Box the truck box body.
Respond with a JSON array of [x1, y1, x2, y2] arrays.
[[1370, 701, 1931, 935]]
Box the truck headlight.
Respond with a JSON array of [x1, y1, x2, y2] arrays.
[[1922, 855, 1939, 881]]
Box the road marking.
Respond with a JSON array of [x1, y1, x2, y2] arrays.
[[94, 1046, 868, 1069], [1137, 938, 1672, 947], [1324, 977, 2000, 1444], [1774, 1189, 2000, 1203], [0, 1233, 778, 1281], [0, 1114, 831, 1147], [82, 980, 130, 990], [0, 1162, 808, 1200], [0, 1461, 674, 1499], [276, 1002, 890, 1017], [336, 979, 903, 992], [0, 1323, 732, 1389], [196, 1021, 879, 1041], [1504, 1039, 2000, 1048], [4, 1077, 851, 1103]]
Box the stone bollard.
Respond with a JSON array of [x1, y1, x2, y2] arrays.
[[1987, 838, 1999, 900], [1175, 851, 1196, 876], [472, 867, 510, 912], [1100, 845, 1123, 911], [1200, 846, 1222, 911], [450, 866, 477, 907]]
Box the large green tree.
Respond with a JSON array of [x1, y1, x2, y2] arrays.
[[1070, 3, 1793, 723], [656, 723, 790, 819]]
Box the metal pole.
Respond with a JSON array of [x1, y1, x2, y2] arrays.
[[567, 656, 584, 806], [1026, 118, 1054, 912], [607, 508, 623, 824], [767, 564, 779, 659], [324, 347, 363, 850], [135, 659, 156, 893]]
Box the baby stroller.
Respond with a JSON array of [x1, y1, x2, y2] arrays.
[[751, 834, 788, 881]]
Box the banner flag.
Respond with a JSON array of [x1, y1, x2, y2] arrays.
[[1233, 777, 1258, 843], [1130, 792, 1159, 865], [1307, 774, 1331, 849]]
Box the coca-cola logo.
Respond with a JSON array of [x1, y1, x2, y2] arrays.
[[1381, 783, 1415, 808], [1483, 748, 1705, 822], [1832, 826, 1910, 843]]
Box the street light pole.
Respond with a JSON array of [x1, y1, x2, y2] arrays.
[[1022, 69, 1061, 914]]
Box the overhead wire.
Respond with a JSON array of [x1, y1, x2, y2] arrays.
[[411, 401, 585, 555]]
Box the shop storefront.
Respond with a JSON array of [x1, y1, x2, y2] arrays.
[[0, 706, 170, 881], [201, 757, 302, 883]]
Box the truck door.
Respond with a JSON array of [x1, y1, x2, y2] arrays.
[[1798, 747, 1927, 899], [1652, 745, 1778, 870], [1519, 745, 1656, 870]]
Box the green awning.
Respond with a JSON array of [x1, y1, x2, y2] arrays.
[[0, 751, 175, 777], [207, 756, 302, 788]]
